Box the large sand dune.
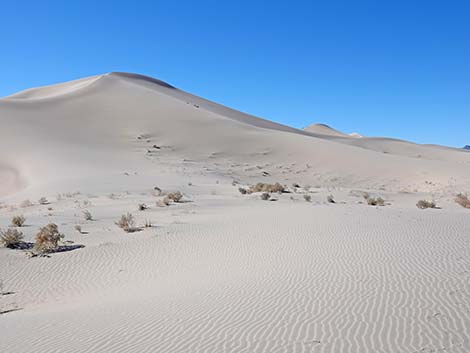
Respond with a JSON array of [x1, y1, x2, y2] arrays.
[[1, 73, 470, 353]]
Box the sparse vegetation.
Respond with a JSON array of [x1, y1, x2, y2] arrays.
[[157, 197, 171, 207], [0, 229, 24, 249], [74, 225, 82, 233], [416, 200, 437, 209], [11, 215, 26, 227], [115, 213, 136, 232], [303, 194, 312, 202], [138, 203, 148, 211], [34, 224, 63, 253], [238, 187, 248, 195], [327, 195, 335, 203], [167, 191, 183, 203], [249, 182, 285, 194], [363, 193, 385, 206], [260, 192, 271, 201], [83, 210, 93, 221], [455, 193, 470, 209]]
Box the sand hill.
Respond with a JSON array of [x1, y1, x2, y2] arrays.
[[1, 73, 470, 353]]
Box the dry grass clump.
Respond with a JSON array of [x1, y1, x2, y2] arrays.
[[157, 197, 171, 207], [83, 210, 93, 221], [166, 191, 183, 203], [260, 192, 271, 201], [11, 215, 26, 227], [0, 229, 24, 249], [327, 195, 335, 203], [238, 187, 248, 195], [249, 183, 285, 194], [455, 193, 470, 209], [34, 224, 63, 253], [138, 203, 148, 211], [303, 194, 312, 202], [363, 193, 385, 206], [416, 200, 437, 209], [115, 213, 136, 232]]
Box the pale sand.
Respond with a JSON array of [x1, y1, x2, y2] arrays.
[[1, 73, 470, 353]]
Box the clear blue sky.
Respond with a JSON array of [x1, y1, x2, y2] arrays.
[[1, 1, 469, 147]]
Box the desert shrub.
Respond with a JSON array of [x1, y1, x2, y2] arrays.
[[38, 197, 49, 205], [138, 203, 148, 211], [34, 224, 63, 253], [11, 215, 26, 227], [455, 193, 470, 209], [416, 200, 437, 209], [260, 192, 270, 201], [167, 191, 183, 202], [238, 187, 248, 195], [327, 195, 335, 203], [83, 210, 93, 221], [367, 197, 385, 206], [303, 194, 312, 202], [157, 197, 171, 207], [115, 213, 136, 232], [74, 225, 82, 233], [249, 182, 285, 194], [0, 228, 24, 249]]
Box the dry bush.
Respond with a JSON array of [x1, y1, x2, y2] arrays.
[[238, 187, 248, 195], [249, 182, 285, 194], [167, 191, 183, 203], [327, 195, 335, 203], [34, 224, 63, 253], [0, 229, 24, 249], [260, 192, 271, 201], [303, 194, 312, 202], [157, 197, 171, 207], [38, 197, 49, 205], [20, 200, 33, 208], [115, 213, 136, 232], [367, 197, 385, 206], [74, 225, 82, 233], [138, 203, 148, 211], [83, 210, 93, 221], [11, 215, 26, 227], [455, 193, 470, 209], [416, 200, 437, 209]]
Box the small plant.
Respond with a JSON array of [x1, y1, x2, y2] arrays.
[[115, 213, 136, 232], [327, 195, 335, 203], [416, 200, 437, 209], [34, 224, 63, 253], [38, 197, 49, 205], [74, 225, 82, 233], [157, 197, 171, 207], [83, 210, 93, 221], [0, 229, 24, 249], [249, 183, 285, 194], [260, 192, 271, 201], [138, 203, 148, 211], [167, 191, 183, 203], [367, 197, 385, 206], [238, 187, 248, 195], [11, 215, 26, 227], [303, 194, 312, 202], [455, 193, 470, 209]]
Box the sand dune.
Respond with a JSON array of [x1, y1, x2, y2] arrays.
[[1, 73, 470, 353]]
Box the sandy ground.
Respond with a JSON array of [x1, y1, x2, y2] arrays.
[[1, 73, 470, 353]]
